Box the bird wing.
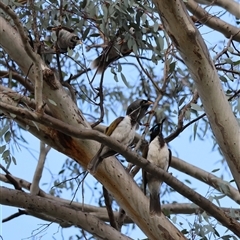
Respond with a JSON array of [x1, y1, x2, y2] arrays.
[[105, 117, 124, 136]]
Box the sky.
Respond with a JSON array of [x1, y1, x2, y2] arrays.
[[1, 2, 240, 240]]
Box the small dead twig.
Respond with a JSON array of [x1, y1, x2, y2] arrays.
[[0, 164, 23, 191], [2, 209, 28, 223], [91, 71, 105, 128], [103, 186, 118, 230]]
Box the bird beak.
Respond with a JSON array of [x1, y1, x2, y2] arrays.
[[145, 101, 153, 106]]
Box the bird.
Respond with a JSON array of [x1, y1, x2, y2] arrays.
[[143, 118, 172, 216], [90, 27, 135, 74], [87, 99, 152, 174]]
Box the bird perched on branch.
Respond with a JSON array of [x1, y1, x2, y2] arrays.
[[90, 27, 135, 74], [143, 118, 172, 216], [88, 99, 152, 174]]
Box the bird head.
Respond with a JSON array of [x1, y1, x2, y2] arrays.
[[126, 99, 153, 123], [149, 118, 166, 142]]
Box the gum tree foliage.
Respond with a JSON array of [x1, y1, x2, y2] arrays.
[[0, 0, 240, 239]]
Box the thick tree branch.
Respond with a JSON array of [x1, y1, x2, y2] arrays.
[[0, 2, 43, 112], [0, 85, 52, 115], [0, 187, 132, 240], [153, 0, 240, 192], [171, 157, 240, 205], [186, 0, 240, 43], [1, 174, 240, 224], [195, 0, 240, 19]]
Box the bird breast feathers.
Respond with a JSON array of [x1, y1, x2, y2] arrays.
[[110, 115, 136, 145], [147, 137, 169, 171]]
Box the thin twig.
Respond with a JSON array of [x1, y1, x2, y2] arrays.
[[0, 164, 23, 191], [30, 142, 51, 195], [56, 53, 64, 82], [29, 0, 40, 48], [2, 209, 28, 223], [103, 186, 118, 230], [165, 89, 240, 143], [91, 72, 105, 128], [213, 35, 233, 63]]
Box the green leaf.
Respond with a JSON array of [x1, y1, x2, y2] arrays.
[[156, 35, 164, 51], [0, 125, 9, 137], [12, 156, 17, 165], [193, 122, 198, 140], [169, 61, 176, 73], [153, 21, 159, 32], [113, 74, 118, 82], [117, 62, 122, 72], [120, 72, 130, 87], [191, 103, 203, 111], [178, 96, 186, 107], [67, 48, 74, 57], [141, 13, 147, 24], [211, 168, 220, 173], [181, 229, 189, 234], [9, 113, 16, 118], [219, 75, 227, 82], [225, 58, 233, 64], [82, 27, 91, 41], [2, 149, 10, 159], [233, 59, 240, 66], [58, 169, 65, 174], [0, 145, 6, 154], [185, 179, 191, 184], [4, 131, 11, 143], [171, 215, 177, 224], [227, 46, 234, 53]]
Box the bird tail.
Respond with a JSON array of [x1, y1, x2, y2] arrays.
[[90, 55, 106, 74], [149, 193, 161, 216], [87, 148, 103, 174]]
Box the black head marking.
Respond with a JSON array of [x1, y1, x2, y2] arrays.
[[149, 118, 166, 147], [126, 99, 152, 123]]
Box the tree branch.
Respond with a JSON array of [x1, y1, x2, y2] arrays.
[[0, 187, 133, 240], [186, 0, 240, 43], [195, 0, 240, 19], [171, 157, 240, 205], [30, 142, 51, 195], [1, 174, 240, 223]]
